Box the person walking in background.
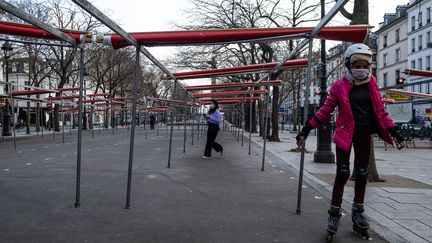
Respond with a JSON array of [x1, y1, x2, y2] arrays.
[[296, 43, 406, 240], [202, 99, 223, 159], [149, 113, 156, 130]]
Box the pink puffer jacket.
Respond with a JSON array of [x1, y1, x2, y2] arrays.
[[309, 75, 395, 152]]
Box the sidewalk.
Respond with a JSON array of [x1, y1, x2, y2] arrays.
[[248, 129, 432, 243]]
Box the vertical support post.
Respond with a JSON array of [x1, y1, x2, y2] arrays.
[[74, 46, 85, 208], [314, 0, 335, 164], [111, 105, 115, 135], [40, 102, 43, 139], [191, 107, 194, 145], [167, 81, 177, 168], [125, 46, 140, 209], [61, 94, 65, 143], [248, 92, 253, 155], [183, 94, 187, 153], [9, 84, 16, 150], [261, 76, 271, 171], [91, 98, 94, 139], [297, 39, 314, 215], [241, 97, 244, 147]]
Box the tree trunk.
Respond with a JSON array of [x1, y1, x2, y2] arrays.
[[258, 100, 264, 136], [251, 101, 257, 133], [35, 102, 40, 132], [269, 86, 280, 141], [26, 101, 31, 134], [368, 138, 384, 182], [54, 104, 60, 131]]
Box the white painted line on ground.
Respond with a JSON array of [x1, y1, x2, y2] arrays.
[[3, 169, 10, 171], [26, 163, 32, 166]]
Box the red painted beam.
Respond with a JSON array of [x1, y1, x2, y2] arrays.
[[192, 89, 267, 98], [0, 21, 89, 42], [403, 69, 432, 77], [103, 25, 370, 49], [185, 80, 283, 91], [47, 95, 80, 100], [170, 59, 307, 80], [12, 90, 55, 96]]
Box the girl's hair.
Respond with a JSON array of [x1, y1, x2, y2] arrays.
[[209, 99, 219, 114]]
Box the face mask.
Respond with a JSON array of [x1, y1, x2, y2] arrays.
[[350, 68, 370, 80]]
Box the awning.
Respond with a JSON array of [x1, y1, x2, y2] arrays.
[[102, 25, 370, 49], [170, 59, 307, 80]]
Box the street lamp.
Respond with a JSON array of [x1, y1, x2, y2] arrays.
[[2, 41, 13, 137]]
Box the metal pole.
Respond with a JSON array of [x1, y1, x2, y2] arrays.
[[125, 46, 140, 209], [249, 92, 253, 155], [111, 106, 115, 135], [61, 95, 65, 143], [297, 39, 314, 215], [69, 110, 72, 136], [74, 46, 85, 208], [314, 0, 335, 164], [9, 84, 16, 150], [237, 107, 240, 141], [261, 75, 271, 171], [91, 102, 94, 139], [183, 94, 187, 153], [40, 102, 43, 139], [191, 107, 194, 146], [167, 81, 178, 168], [34, 101, 39, 136], [241, 97, 244, 147], [52, 105, 55, 139]]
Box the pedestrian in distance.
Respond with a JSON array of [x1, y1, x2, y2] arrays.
[[202, 99, 223, 159], [295, 43, 406, 241], [149, 113, 156, 130]]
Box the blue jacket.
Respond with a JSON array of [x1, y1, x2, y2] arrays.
[[208, 109, 221, 124]]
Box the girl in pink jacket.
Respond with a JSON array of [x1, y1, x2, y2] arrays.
[[296, 44, 406, 240]]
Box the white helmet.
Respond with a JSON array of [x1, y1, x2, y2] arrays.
[[344, 43, 372, 68]]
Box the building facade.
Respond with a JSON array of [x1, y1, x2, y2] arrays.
[[376, 5, 409, 88], [407, 0, 432, 118]]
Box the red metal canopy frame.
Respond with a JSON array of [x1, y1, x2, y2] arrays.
[[101, 25, 370, 49], [12, 89, 56, 96], [192, 89, 267, 98], [0, 21, 91, 43], [171, 59, 307, 80], [403, 69, 432, 77], [184, 80, 282, 91]]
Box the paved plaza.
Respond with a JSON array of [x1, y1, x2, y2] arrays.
[[249, 127, 432, 243], [0, 125, 388, 243]]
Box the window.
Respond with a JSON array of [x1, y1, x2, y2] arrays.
[[427, 56, 431, 70], [383, 73, 388, 87], [427, 31, 431, 46], [418, 58, 423, 70], [419, 12, 423, 28], [411, 16, 416, 31], [17, 62, 24, 73], [395, 70, 400, 85], [411, 60, 416, 69], [395, 29, 400, 42], [383, 53, 388, 67], [427, 7, 431, 23], [419, 35, 423, 50], [383, 35, 388, 48], [412, 38, 416, 53], [396, 48, 401, 62]]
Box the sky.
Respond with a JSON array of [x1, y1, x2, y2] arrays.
[[88, 0, 411, 85]]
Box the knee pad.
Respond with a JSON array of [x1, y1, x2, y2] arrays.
[[355, 168, 368, 185], [335, 165, 350, 184]]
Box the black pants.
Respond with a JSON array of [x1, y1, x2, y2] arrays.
[[204, 123, 222, 157], [331, 126, 371, 207]]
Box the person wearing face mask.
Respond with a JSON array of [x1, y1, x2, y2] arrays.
[[202, 99, 223, 159], [295, 43, 406, 240]]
